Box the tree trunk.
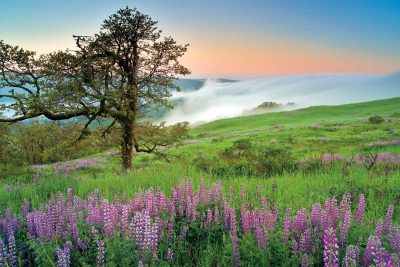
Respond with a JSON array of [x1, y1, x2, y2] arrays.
[[121, 119, 134, 172]]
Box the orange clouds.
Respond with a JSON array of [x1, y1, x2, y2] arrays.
[[181, 35, 399, 76]]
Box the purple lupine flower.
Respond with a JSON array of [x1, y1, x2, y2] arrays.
[[374, 221, 384, 240], [121, 204, 130, 236], [340, 211, 351, 245], [311, 203, 322, 229], [340, 194, 351, 217], [300, 229, 311, 254], [389, 225, 400, 254], [212, 182, 222, 201], [96, 239, 105, 267], [229, 207, 237, 234], [56, 242, 71, 267], [383, 205, 394, 235], [282, 208, 292, 243], [363, 235, 381, 266], [240, 205, 252, 234], [374, 247, 396, 267], [355, 194, 366, 225], [166, 248, 173, 262], [254, 223, 268, 250], [0, 238, 5, 266], [343, 245, 359, 267], [294, 208, 308, 234], [214, 206, 219, 224], [231, 234, 240, 267], [323, 227, 339, 267], [205, 209, 213, 228], [6, 228, 17, 267], [324, 197, 340, 228], [301, 254, 310, 267]]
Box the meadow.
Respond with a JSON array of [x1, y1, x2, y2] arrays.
[[1, 97, 400, 266]]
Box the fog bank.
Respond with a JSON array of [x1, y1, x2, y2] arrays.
[[161, 72, 400, 124]]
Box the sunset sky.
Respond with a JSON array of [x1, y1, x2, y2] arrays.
[[0, 0, 399, 78]]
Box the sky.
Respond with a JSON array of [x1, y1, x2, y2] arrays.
[[0, 0, 399, 78]]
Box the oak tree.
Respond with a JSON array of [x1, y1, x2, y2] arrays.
[[0, 7, 190, 171]]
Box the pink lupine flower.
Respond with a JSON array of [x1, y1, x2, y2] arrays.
[[282, 208, 292, 243], [166, 248, 173, 262], [340, 211, 351, 245], [323, 227, 339, 267], [240, 205, 252, 235], [205, 209, 213, 228], [311, 203, 322, 230], [374, 221, 384, 240], [56, 242, 71, 267], [231, 234, 240, 267], [389, 225, 400, 254], [301, 254, 310, 267], [374, 247, 396, 267], [363, 235, 381, 266], [383, 205, 394, 235], [294, 208, 308, 234], [255, 222, 268, 250], [343, 245, 359, 267], [300, 228, 311, 254], [355, 194, 366, 225]]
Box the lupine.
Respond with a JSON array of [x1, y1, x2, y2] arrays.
[[340, 211, 351, 245], [254, 223, 268, 250], [301, 254, 310, 267], [340, 193, 351, 217], [324, 197, 339, 228], [323, 227, 339, 267], [374, 221, 384, 240], [355, 194, 366, 225], [2, 182, 400, 266], [6, 228, 17, 267], [374, 247, 396, 267], [389, 225, 400, 254], [383, 205, 394, 235], [240, 205, 252, 234], [0, 238, 5, 266], [231, 234, 240, 267], [205, 209, 213, 228], [299, 229, 311, 254], [311, 203, 322, 229], [166, 248, 173, 262], [96, 239, 105, 267], [363, 235, 381, 266], [56, 242, 71, 267], [343, 245, 359, 267], [282, 208, 292, 243], [294, 208, 308, 234]]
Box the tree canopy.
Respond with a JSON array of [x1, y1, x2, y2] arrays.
[[0, 7, 190, 171]]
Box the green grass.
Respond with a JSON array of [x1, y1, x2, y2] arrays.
[[1, 97, 400, 266], [1, 97, 400, 220]]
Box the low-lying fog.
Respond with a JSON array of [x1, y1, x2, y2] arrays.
[[162, 72, 400, 125]]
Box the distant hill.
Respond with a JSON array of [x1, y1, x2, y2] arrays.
[[191, 97, 400, 136]]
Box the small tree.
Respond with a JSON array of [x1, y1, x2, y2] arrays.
[[0, 7, 190, 171]]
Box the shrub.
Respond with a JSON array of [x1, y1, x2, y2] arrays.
[[368, 115, 384, 124], [194, 141, 298, 178]]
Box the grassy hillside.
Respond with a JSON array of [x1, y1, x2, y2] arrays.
[[1, 97, 400, 266], [2, 97, 400, 210]]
